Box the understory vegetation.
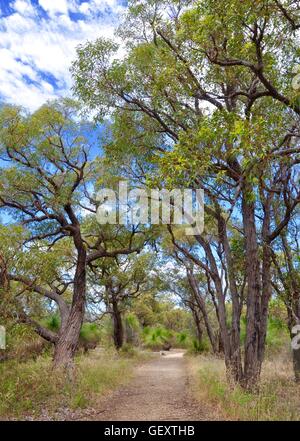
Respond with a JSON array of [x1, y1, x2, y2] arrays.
[[0, 297, 293, 419], [191, 351, 300, 421], [0, 348, 146, 419]]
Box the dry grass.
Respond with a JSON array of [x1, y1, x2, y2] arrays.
[[0, 347, 148, 420], [189, 348, 300, 421]]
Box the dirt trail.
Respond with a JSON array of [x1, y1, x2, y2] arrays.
[[94, 350, 209, 421]]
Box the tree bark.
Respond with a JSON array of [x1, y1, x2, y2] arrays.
[[112, 300, 124, 350], [216, 208, 243, 382], [242, 187, 261, 389], [53, 240, 86, 369], [191, 306, 203, 347]]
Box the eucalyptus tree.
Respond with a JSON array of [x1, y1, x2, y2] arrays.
[[73, 0, 300, 387], [0, 99, 148, 368]]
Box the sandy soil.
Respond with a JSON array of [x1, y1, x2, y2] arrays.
[[93, 350, 209, 421]]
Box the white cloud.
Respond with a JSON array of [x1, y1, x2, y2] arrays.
[[0, 0, 125, 111], [38, 0, 68, 15], [13, 0, 35, 16], [79, 2, 91, 14]]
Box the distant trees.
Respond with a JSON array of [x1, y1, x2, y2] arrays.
[[73, 0, 300, 388], [162, 248, 219, 353], [89, 243, 155, 350]]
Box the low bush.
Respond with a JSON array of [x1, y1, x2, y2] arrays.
[[142, 326, 173, 350]]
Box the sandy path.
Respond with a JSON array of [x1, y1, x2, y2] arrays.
[[94, 350, 208, 421]]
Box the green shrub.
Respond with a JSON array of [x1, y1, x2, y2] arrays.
[[176, 331, 188, 345], [189, 338, 210, 354], [142, 326, 173, 350], [125, 313, 141, 346], [44, 315, 60, 332], [79, 323, 101, 343]]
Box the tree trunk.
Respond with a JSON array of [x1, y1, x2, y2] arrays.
[[53, 307, 85, 369], [112, 300, 124, 350], [191, 307, 203, 347], [187, 270, 218, 353], [195, 235, 232, 364], [216, 210, 243, 382], [258, 196, 272, 366], [53, 242, 86, 369], [242, 187, 261, 389]]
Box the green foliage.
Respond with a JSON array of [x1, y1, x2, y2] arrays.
[[125, 313, 140, 331], [119, 343, 138, 358], [3, 324, 49, 362], [42, 315, 101, 345], [44, 315, 60, 332], [79, 323, 101, 344], [142, 326, 173, 350], [190, 338, 210, 354], [176, 331, 188, 345], [265, 317, 289, 354], [239, 307, 289, 353]]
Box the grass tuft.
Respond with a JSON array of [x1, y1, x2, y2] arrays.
[[190, 351, 300, 421], [0, 348, 143, 419]]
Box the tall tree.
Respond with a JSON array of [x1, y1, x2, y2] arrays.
[[0, 100, 148, 368]]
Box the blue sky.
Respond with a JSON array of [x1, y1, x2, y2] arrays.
[[0, 0, 126, 110]]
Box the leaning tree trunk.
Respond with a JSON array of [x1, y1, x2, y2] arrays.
[[217, 210, 243, 382], [112, 300, 124, 350], [53, 243, 87, 369], [195, 235, 232, 368], [191, 307, 203, 348], [187, 270, 218, 353]]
